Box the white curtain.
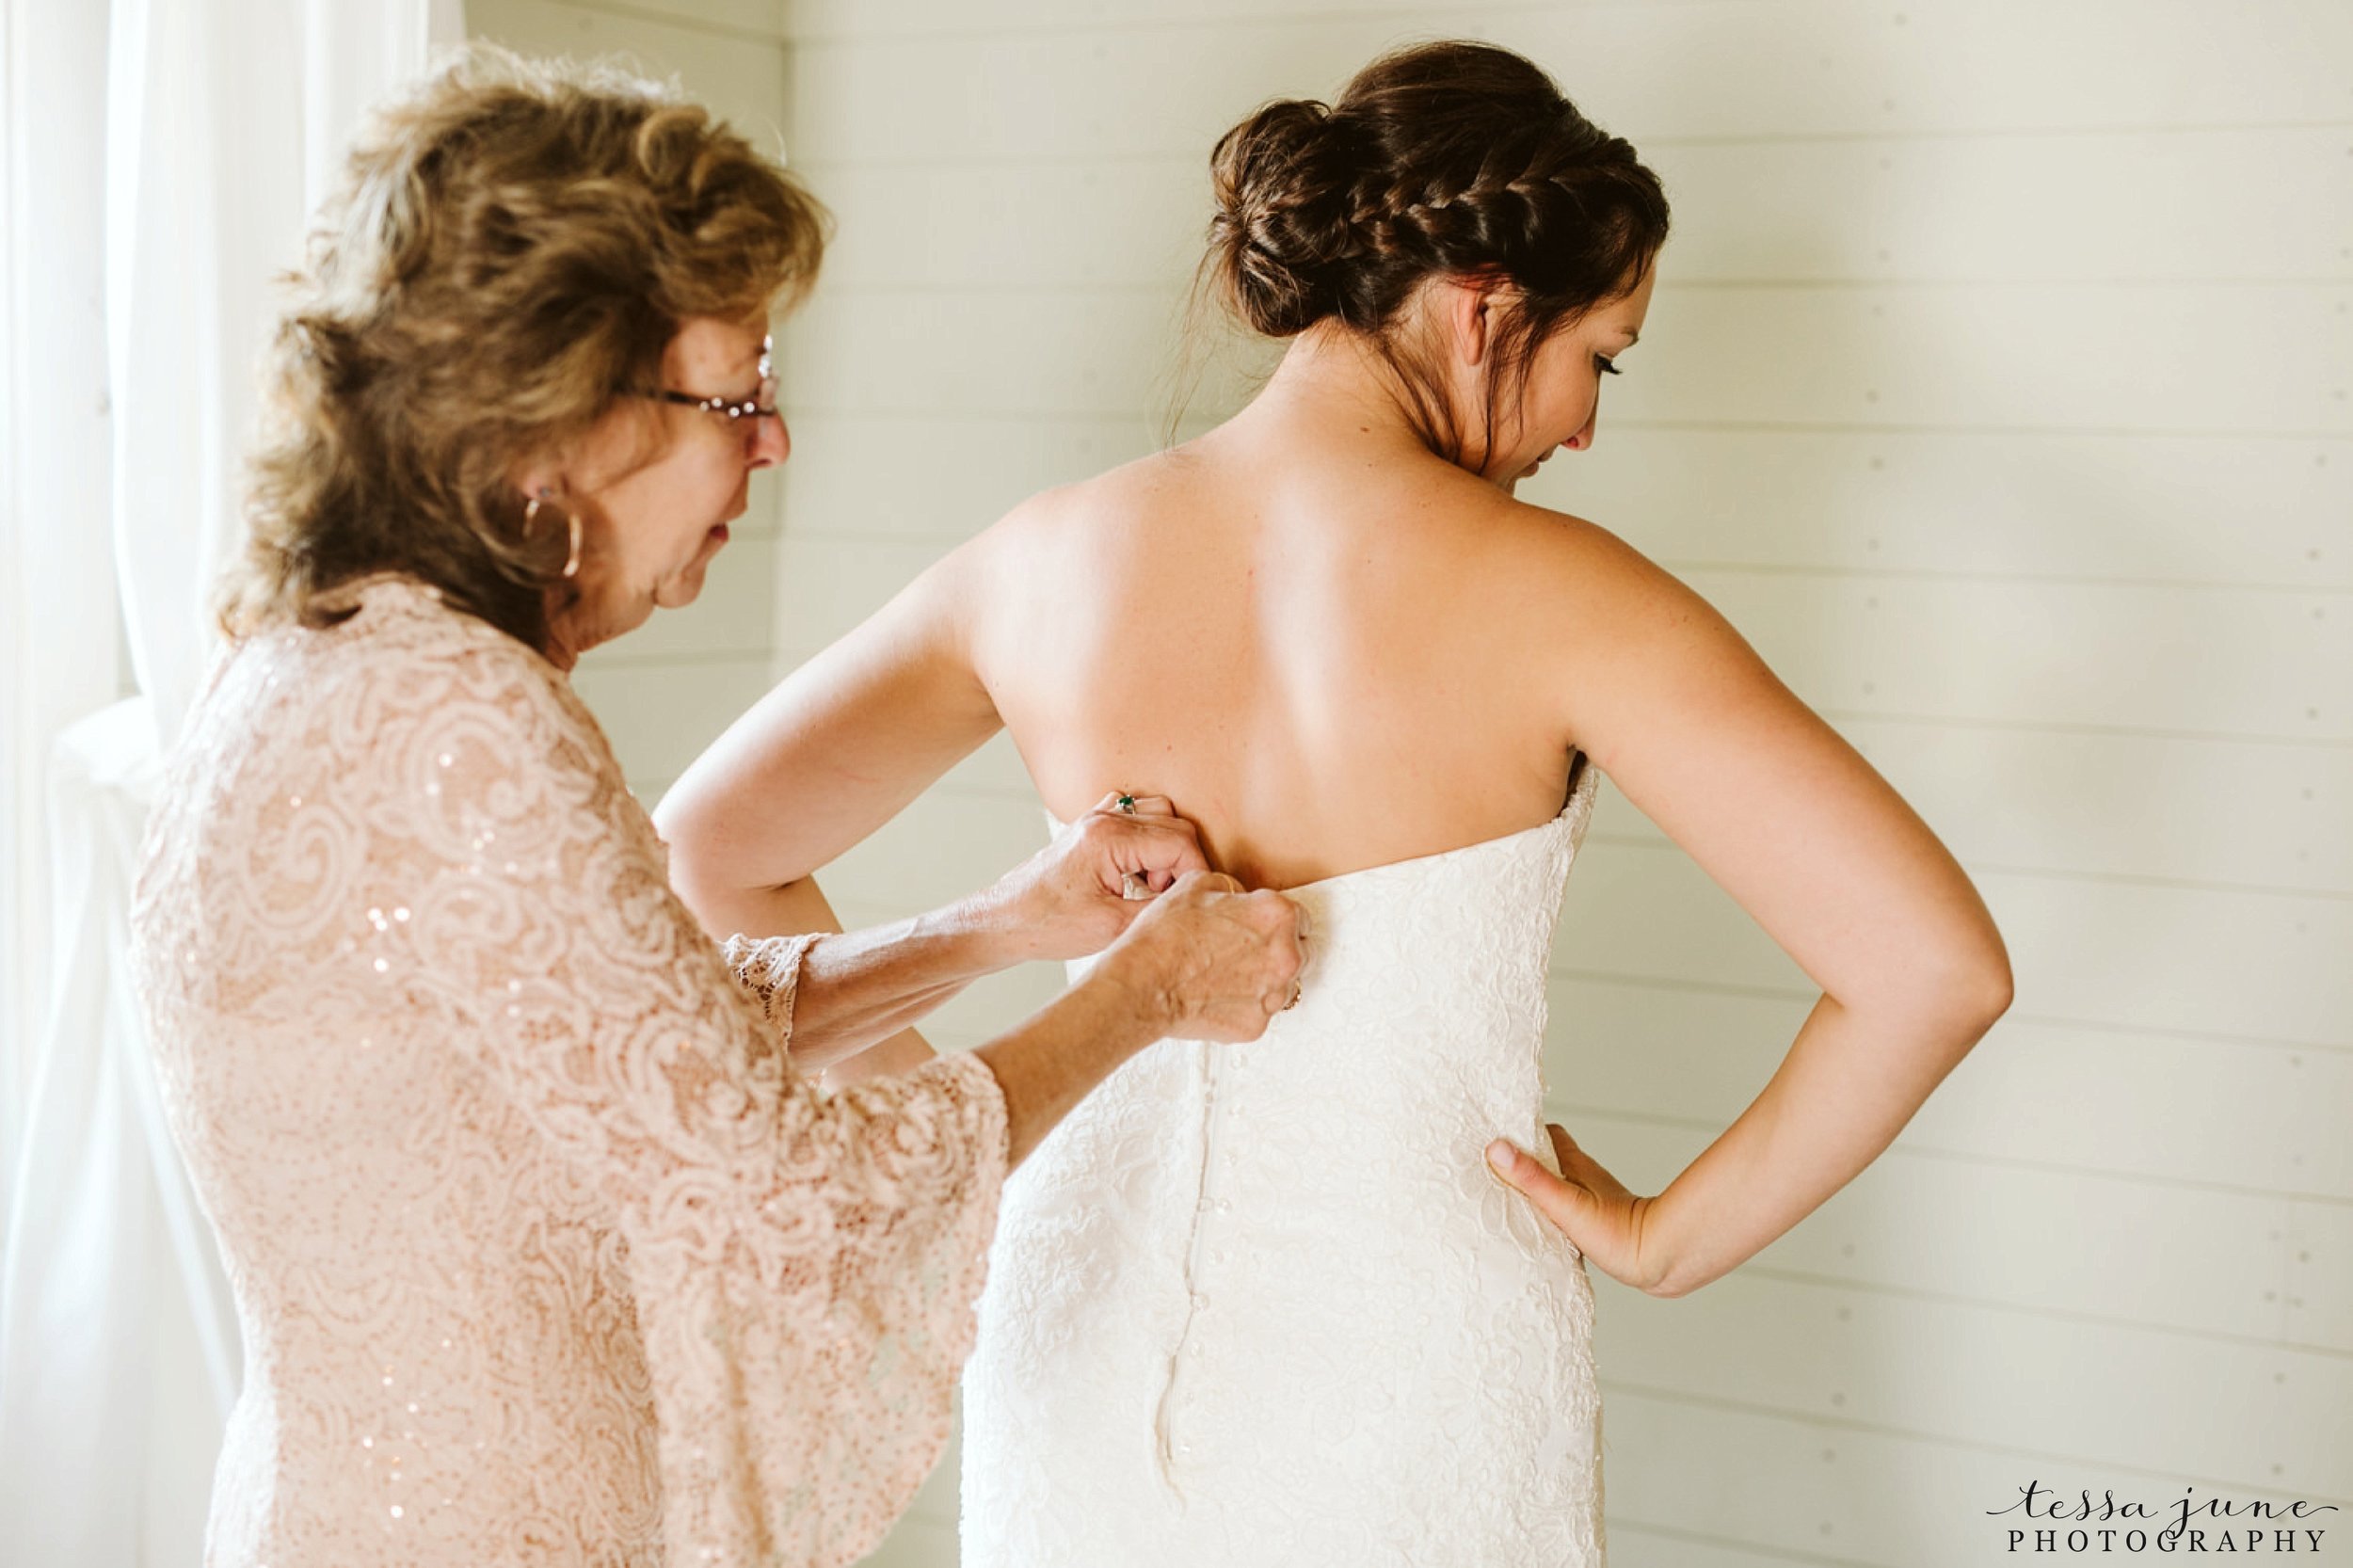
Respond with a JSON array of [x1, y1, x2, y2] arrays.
[[0, 3, 461, 1564], [0, 0, 123, 1217]]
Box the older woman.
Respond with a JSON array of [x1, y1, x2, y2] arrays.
[[126, 47, 1305, 1568]]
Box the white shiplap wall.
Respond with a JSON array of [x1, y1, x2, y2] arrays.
[[765, 3, 2353, 1567], [466, 0, 795, 802]]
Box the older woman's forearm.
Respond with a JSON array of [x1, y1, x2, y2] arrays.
[[786, 893, 1025, 1070], [818, 1028, 939, 1087], [1641, 973, 2009, 1299], [971, 969, 1173, 1168], [681, 867, 1007, 1072]]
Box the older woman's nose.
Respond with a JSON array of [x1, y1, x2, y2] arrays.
[[747, 411, 790, 470]]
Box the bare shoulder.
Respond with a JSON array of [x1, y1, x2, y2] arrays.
[[824, 481, 1080, 660], [1463, 494, 1779, 769], [1478, 493, 1706, 617], [1470, 494, 1748, 645], [947, 448, 1194, 636], [967, 448, 1185, 556]]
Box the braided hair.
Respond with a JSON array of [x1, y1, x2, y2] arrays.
[[1205, 40, 1669, 468]]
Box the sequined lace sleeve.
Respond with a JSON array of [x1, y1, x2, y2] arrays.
[[408, 636, 1011, 1568], [720, 932, 821, 1039]]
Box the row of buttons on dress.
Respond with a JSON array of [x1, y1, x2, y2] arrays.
[[1159, 1041, 1242, 1466]]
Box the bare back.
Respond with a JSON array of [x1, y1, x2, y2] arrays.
[[967, 424, 1599, 890]]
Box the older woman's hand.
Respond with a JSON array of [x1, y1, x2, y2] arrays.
[[1090, 870, 1308, 1043], [985, 793, 1214, 962]]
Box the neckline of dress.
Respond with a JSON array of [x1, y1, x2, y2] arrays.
[[335, 573, 572, 677], [1044, 768, 1593, 898]]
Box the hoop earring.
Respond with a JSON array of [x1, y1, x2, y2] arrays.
[[523, 487, 583, 580]]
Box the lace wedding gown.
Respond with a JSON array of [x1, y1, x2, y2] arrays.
[[960, 756, 1608, 1566]]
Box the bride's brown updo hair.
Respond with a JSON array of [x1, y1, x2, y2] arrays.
[[1206, 40, 1670, 466]]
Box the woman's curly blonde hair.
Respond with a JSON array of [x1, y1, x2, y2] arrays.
[[219, 43, 826, 653]]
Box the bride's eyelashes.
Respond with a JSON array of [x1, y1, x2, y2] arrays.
[[1594, 355, 1623, 376]]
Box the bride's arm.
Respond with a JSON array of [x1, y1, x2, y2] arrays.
[[655, 535, 1007, 1081], [1494, 508, 2013, 1298], [663, 536, 1002, 910]]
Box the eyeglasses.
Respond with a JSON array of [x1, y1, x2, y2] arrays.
[[632, 334, 778, 431]]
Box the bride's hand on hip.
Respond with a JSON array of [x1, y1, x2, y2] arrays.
[[1091, 870, 1307, 1043], [986, 793, 1210, 961], [1487, 1124, 1674, 1296]]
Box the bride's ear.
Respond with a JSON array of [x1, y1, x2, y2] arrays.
[[1434, 269, 1513, 370]]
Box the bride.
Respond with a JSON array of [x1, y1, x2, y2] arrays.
[[657, 39, 2011, 1567]]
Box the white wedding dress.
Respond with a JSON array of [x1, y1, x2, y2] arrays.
[[959, 753, 1608, 1566]]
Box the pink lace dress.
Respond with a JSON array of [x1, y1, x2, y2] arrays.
[[129, 574, 1009, 1567]]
